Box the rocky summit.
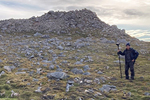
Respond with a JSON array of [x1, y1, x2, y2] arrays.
[[0, 9, 150, 100], [0, 9, 127, 38]]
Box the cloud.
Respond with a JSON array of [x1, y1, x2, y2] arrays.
[[126, 30, 150, 41], [0, 4, 44, 20], [123, 9, 144, 17], [0, 0, 42, 10]]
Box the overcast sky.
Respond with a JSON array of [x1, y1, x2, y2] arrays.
[[0, 0, 150, 41]]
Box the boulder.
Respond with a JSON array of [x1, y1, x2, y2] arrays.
[[57, 45, 64, 50], [34, 32, 42, 37], [83, 72, 91, 75], [99, 85, 117, 93], [47, 72, 69, 79], [4, 66, 16, 72], [37, 68, 42, 74], [71, 68, 83, 74], [97, 71, 103, 74], [83, 65, 90, 71], [74, 61, 82, 65], [48, 50, 53, 54], [49, 65, 55, 70], [100, 38, 108, 43]]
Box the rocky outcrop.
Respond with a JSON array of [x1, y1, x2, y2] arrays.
[[0, 9, 128, 38]]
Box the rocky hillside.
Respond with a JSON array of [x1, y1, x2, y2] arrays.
[[0, 9, 128, 38], [0, 9, 150, 100]]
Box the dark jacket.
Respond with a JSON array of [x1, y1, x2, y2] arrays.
[[118, 48, 139, 63]]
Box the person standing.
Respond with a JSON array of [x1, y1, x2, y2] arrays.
[[118, 43, 139, 80]]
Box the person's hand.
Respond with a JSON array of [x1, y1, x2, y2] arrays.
[[132, 59, 134, 62]]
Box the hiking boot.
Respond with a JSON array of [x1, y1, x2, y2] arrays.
[[126, 76, 129, 80], [131, 77, 134, 80]]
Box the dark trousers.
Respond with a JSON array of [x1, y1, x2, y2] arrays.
[[125, 61, 134, 78]]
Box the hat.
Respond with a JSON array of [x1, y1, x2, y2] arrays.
[[126, 43, 130, 46]]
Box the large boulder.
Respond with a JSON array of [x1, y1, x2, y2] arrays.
[[47, 72, 69, 79]]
